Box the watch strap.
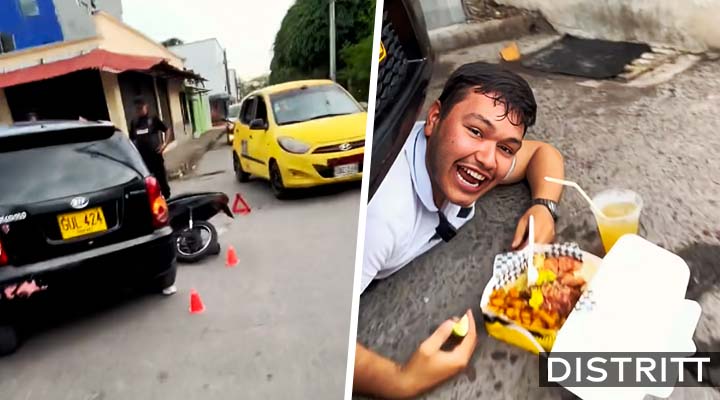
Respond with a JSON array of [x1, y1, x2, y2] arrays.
[[532, 198, 559, 220]]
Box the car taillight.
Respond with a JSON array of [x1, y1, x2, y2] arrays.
[[0, 239, 8, 266], [145, 176, 169, 228]]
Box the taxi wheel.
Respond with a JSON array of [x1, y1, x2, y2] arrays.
[[269, 160, 288, 199], [233, 153, 250, 182]]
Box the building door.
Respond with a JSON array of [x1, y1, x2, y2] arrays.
[[118, 71, 159, 132], [155, 77, 174, 142]]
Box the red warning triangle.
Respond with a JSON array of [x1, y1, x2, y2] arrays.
[[232, 193, 251, 215]]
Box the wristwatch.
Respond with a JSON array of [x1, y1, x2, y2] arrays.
[[532, 198, 559, 221]]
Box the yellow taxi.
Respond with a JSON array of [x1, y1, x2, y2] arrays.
[[231, 79, 366, 198]]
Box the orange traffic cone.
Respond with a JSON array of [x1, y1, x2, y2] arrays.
[[189, 289, 205, 314], [226, 245, 238, 267]]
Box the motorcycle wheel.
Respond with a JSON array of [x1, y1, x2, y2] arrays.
[[174, 221, 219, 263]]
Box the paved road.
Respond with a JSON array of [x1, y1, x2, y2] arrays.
[[0, 142, 361, 400], [357, 34, 720, 400]]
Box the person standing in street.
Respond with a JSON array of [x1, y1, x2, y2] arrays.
[[129, 97, 172, 200]]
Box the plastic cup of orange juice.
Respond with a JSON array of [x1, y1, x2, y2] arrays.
[[591, 189, 643, 254]]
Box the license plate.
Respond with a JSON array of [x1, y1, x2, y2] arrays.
[[334, 163, 359, 177], [57, 207, 108, 240]]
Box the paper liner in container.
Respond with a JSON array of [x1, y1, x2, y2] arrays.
[[480, 242, 603, 354]]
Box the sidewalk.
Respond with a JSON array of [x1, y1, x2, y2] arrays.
[[164, 127, 226, 180]]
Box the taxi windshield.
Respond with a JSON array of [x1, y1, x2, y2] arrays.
[[270, 84, 362, 126]]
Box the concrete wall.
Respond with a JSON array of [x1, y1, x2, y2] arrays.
[[169, 40, 228, 96], [100, 70, 127, 133], [420, 0, 467, 30], [0, 89, 12, 125], [94, 0, 123, 20], [94, 12, 184, 68], [53, 0, 96, 42], [496, 0, 720, 52], [0, 37, 98, 73]]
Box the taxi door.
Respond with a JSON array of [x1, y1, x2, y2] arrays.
[[234, 96, 263, 176], [246, 95, 272, 176]]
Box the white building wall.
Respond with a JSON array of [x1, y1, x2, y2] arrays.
[[419, 0, 467, 30], [169, 39, 228, 96], [497, 0, 720, 52], [52, 0, 124, 41]]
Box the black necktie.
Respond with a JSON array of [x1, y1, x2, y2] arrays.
[[432, 207, 472, 243], [434, 212, 457, 242]]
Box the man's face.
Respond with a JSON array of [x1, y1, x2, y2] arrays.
[[425, 90, 525, 208], [136, 104, 148, 117]]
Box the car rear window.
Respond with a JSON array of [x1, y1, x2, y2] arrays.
[[0, 127, 149, 204]]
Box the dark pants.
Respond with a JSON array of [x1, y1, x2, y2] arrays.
[[141, 150, 171, 199]]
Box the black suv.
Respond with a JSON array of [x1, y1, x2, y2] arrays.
[[0, 121, 177, 354]]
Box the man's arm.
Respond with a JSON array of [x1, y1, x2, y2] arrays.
[[154, 117, 169, 152], [354, 310, 477, 399], [354, 344, 409, 398], [128, 120, 137, 143], [500, 140, 565, 248]]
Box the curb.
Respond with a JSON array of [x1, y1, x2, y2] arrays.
[[429, 14, 549, 54], [167, 129, 226, 181]]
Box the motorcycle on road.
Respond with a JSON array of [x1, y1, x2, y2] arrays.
[[167, 192, 234, 263]]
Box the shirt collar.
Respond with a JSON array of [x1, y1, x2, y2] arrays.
[[405, 122, 438, 213], [404, 122, 474, 221]]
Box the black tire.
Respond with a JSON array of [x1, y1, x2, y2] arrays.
[[0, 325, 19, 356], [375, 11, 409, 122], [233, 152, 250, 182], [269, 160, 288, 199], [175, 220, 219, 263], [210, 241, 221, 255]]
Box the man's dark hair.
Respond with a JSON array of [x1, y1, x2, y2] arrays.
[[437, 62, 537, 134], [133, 97, 147, 107]]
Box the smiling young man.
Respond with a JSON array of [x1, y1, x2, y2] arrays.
[[354, 62, 564, 398]]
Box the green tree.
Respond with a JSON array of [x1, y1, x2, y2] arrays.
[[269, 0, 375, 100], [161, 38, 184, 47]]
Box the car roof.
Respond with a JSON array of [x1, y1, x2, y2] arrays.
[[0, 120, 117, 139], [250, 79, 336, 97]]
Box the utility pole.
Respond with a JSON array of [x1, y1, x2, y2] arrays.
[[329, 0, 336, 81], [223, 49, 231, 98]]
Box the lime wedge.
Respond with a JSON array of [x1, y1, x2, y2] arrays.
[[452, 315, 469, 337]]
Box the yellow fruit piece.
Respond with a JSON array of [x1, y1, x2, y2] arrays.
[[536, 269, 557, 285], [529, 288, 544, 310], [452, 315, 469, 337], [533, 253, 545, 269], [500, 42, 521, 62]]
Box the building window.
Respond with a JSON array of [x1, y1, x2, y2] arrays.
[[0, 33, 16, 54], [19, 0, 40, 16]]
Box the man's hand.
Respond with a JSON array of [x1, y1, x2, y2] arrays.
[[511, 204, 555, 250], [399, 309, 478, 397], [157, 143, 167, 154], [353, 310, 478, 399]]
